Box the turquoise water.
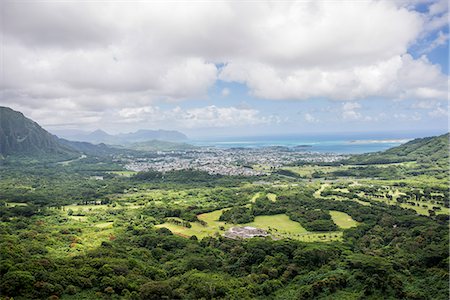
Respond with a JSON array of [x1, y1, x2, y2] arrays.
[[189, 131, 443, 154]]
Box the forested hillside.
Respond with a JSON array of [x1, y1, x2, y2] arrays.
[[0, 107, 77, 158], [0, 108, 448, 300], [345, 133, 449, 165]]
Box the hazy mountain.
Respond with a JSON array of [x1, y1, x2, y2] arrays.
[[0, 107, 77, 158], [0, 107, 132, 159], [125, 140, 198, 151], [58, 139, 127, 157], [53, 128, 188, 145], [117, 129, 187, 143]]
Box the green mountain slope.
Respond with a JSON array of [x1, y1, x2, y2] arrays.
[[346, 133, 449, 165], [0, 107, 77, 159]]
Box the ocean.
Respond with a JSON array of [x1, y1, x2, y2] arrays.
[[189, 131, 443, 154]]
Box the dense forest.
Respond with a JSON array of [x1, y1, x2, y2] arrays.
[[1, 155, 448, 299], [0, 108, 448, 299]]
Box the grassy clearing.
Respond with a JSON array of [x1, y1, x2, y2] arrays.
[[95, 222, 114, 228], [329, 211, 359, 229], [267, 193, 277, 202], [398, 200, 447, 216], [68, 216, 88, 221], [313, 183, 371, 206], [108, 170, 137, 177], [250, 192, 262, 203], [157, 208, 231, 238], [295, 231, 343, 242], [5, 202, 28, 207], [252, 164, 272, 171], [244, 213, 342, 242], [78, 227, 116, 251], [56, 155, 86, 166], [283, 165, 348, 178], [351, 199, 372, 206], [45, 217, 119, 259], [243, 214, 308, 234], [158, 210, 342, 242], [156, 222, 224, 239], [313, 183, 330, 198], [361, 191, 449, 216], [64, 204, 110, 212], [250, 192, 277, 203]]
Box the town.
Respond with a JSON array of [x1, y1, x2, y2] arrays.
[[120, 146, 349, 176]]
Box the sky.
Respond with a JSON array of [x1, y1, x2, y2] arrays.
[[0, 0, 449, 138]]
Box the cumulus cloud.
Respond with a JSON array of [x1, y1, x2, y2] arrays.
[[1, 0, 448, 130], [428, 106, 448, 117], [304, 113, 319, 123], [116, 105, 273, 129], [420, 31, 449, 54], [413, 100, 437, 109], [220, 54, 447, 100], [411, 99, 448, 120], [342, 103, 362, 120]]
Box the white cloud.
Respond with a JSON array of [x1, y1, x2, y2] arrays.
[[221, 88, 230, 97], [420, 31, 449, 54], [394, 112, 422, 121], [428, 106, 448, 117], [220, 54, 447, 101], [428, 0, 448, 16], [342, 102, 362, 120], [304, 113, 319, 123], [116, 105, 273, 129], [1, 0, 448, 129], [413, 100, 436, 109]]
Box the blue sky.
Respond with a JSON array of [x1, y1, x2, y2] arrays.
[[2, 0, 448, 138]]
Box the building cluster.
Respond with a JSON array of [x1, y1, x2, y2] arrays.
[[119, 147, 348, 176], [224, 226, 270, 239]]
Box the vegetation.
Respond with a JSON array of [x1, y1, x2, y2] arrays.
[[0, 114, 448, 300], [344, 133, 449, 165]]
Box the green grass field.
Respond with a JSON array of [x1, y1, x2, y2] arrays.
[[4, 202, 28, 207], [267, 193, 277, 202], [329, 211, 359, 229], [283, 165, 348, 178], [250, 192, 277, 202], [250, 192, 262, 203], [108, 170, 138, 177], [157, 210, 343, 242], [314, 183, 371, 206], [243, 214, 308, 234], [156, 210, 231, 238], [63, 204, 110, 212]]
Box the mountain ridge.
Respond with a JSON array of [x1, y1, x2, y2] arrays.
[[54, 128, 188, 145], [344, 133, 449, 165], [0, 107, 78, 159]]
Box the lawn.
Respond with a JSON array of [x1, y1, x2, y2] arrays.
[[156, 209, 231, 238], [108, 170, 138, 177], [329, 211, 359, 229], [5, 202, 28, 207], [313, 183, 371, 206], [250, 192, 262, 203], [157, 211, 343, 242], [283, 165, 348, 178], [250, 192, 277, 202], [267, 193, 277, 202], [63, 204, 110, 212], [242, 214, 307, 234]]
